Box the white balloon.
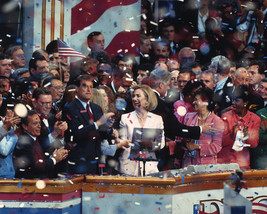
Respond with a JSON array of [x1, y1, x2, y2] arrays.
[[14, 103, 28, 118]]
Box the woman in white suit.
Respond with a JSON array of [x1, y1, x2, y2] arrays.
[[117, 85, 165, 176]]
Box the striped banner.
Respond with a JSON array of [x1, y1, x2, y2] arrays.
[[41, 0, 65, 49], [64, 0, 140, 59]]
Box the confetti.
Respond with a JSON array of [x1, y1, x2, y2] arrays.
[[78, 125, 84, 129], [99, 194, 105, 198], [17, 181, 22, 188]]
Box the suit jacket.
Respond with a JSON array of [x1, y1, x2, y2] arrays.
[[152, 92, 200, 140], [38, 113, 57, 153], [214, 77, 234, 116], [251, 107, 267, 169], [62, 98, 104, 174], [182, 112, 224, 167], [13, 132, 55, 179], [118, 111, 165, 176]]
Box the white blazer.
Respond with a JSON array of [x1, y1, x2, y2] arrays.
[[118, 111, 165, 176]]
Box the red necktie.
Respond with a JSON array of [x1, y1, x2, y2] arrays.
[[33, 139, 44, 167], [86, 104, 94, 122]]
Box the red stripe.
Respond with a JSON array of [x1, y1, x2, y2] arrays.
[[253, 203, 267, 208], [199, 210, 219, 214], [0, 190, 81, 202], [71, 0, 138, 34], [252, 210, 267, 214], [104, 31, 140, 58]]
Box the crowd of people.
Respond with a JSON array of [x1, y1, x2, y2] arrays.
[[0, 0, 267, 179]]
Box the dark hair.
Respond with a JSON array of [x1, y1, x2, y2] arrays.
[[87, 31, 102, 41], [32, 49, 48, 58], [138, 63, 154, 75], [179, 68, 196, 80], [91, 50, 110, 64], [74, 74, 92, 87], [113, 68, 133, 79], [232, 85, 250, 102], [21, 110, 37, 128], [182, 79, 205, 98], [45, 40, 58, 55], [0, 53, 10, 61], [42, 75, 61, 88], [29, 55, 47, 73], [249, 60, 266, 76], [32, 87, 52, 100], [195, 87, 216, 111]]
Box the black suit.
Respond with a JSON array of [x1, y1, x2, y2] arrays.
[[63, 98, 104, 175], [13, 132, 55, 179], [38, 113, 57, 153], [152, 92, 200, 141], [214, 77, 234, 116]]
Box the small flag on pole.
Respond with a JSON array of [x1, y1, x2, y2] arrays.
[[58, 38, 86, 59]]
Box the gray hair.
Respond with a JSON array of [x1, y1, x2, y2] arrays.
[[5, 45, 23, 59], [178, 47, 196, 61], [150, 68, 171, 88], [200, 70, 216, 83], [210, 55, 231, 75]]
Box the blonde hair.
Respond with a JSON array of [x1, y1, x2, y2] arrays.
[[91, 88, 106, 112], [131, 84, 158, 111]]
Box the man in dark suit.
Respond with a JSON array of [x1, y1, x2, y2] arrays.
[[32, 87, 67, 153], [149, 68, 214, 141], [63, 75, 114, 175], [149, 68, 215, 170], [13, 110, 68, 179]]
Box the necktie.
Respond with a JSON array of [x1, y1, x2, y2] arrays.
[[33, 139, 44, 167], [86, 104, 94, 122]]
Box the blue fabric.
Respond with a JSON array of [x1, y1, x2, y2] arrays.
[[0, 126, 18, 179]]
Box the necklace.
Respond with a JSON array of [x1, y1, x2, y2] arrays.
[[136, 112, 147, 121], [198, 111, 211, 121]]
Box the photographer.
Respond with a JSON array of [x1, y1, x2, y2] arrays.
[[236, 0, 264, 56]]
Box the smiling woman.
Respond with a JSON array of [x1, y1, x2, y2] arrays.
[[117, 84, 164, 176], [217, 85, 261, 169], [181, 87, 224, 167]]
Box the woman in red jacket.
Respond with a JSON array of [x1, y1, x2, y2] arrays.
[[217, 85, 261, 169]]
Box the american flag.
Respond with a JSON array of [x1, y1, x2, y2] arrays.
[[69, 0, 140, 59], [57, 38, 86, 59]]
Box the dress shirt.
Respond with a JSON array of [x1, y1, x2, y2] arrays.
[[76, 97, 98, 130], [25, 132, 56, 165], [198, 10, 208, 33], [214, 76, 228, 92]]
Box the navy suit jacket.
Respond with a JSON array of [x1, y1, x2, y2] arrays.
[[14, 132, 55, 179], [152, 92, 200, 141], [63, 98, 104, 174]]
